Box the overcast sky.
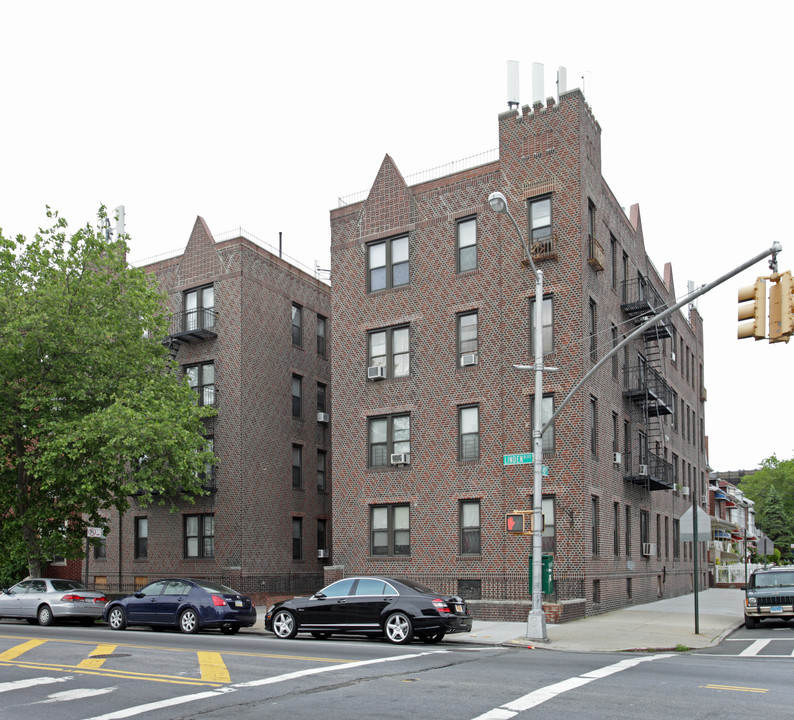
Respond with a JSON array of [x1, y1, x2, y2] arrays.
[[2, 1, 791, 472]]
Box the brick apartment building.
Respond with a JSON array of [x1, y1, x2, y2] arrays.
[[328, 88, 709, 621], [84, 218, 331, 599]]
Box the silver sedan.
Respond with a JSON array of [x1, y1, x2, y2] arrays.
[[0, 578, 108, 626]]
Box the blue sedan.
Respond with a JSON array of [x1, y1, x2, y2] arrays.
[[103, 578, 256, 634]]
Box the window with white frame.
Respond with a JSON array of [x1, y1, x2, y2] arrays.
[[184, 285, 215, 332], [134, 517, 148, 559], [184, 514, 214, 558], [367, 235, 409, 292], [528, 196, 551, 243], [371, 504, 410, 556], [292, 303, 302, 346], [460, 500, 481, 554], [457, 217, 477, 272], [368, 414, 410, 466], [185, 362, 215, 406], [458, 311, 478, 366], [459, 405, 480, 461]]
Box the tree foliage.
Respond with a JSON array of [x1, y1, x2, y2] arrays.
[[0, 208, 215, 577], [740, 454, 794, 559]]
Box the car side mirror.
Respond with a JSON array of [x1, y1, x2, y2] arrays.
[[134, 592, 145, 598], [313, 592, 326, 599]]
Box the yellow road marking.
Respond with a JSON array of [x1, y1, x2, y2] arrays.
[[702, 684, 768, 693], [0, 639, 47, 661], [197, 651, 231, 683], [78, 644, 118, 669]]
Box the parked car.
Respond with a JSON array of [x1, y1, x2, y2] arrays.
[[744, 567, 794, 628], [265, 576, 472, 644], [103, 578, 256, 634], [0, 578, 107, 626]]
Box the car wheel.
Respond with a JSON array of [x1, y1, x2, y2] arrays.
[[271, 609, 298, 639], [384, 612, 414, 644], [179, 609, 200, 634], [108, 606, 127, 631], [220, 624, 240, 635], [745, 615, 758, 629], [311, 631, 332, 640], [421, 630, 446, 644], [37, 605, 54, 626]]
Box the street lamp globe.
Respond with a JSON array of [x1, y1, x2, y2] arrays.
[[488, 191, 508, 214]]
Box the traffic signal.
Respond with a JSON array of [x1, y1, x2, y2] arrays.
[[738, 278, 766, 340], [769, 271, 793, 344], [505, 513, 526, 534]]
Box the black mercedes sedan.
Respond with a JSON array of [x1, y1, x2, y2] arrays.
[[264, 576, 472, 644]]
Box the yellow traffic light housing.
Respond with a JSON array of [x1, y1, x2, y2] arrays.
[[769, 270, 793, 344], [738, 278, 766, 340]]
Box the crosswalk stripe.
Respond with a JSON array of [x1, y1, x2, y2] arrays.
[[197, 652, 231, 683], [0, 639, 47, 662], [739, 639, 771, 656]]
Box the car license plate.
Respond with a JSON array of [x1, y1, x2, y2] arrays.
[[455, 604, 463, 613], [234, 600, 243, 607], [771, 606, 783, 613]]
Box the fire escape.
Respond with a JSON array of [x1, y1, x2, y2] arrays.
[[621, 276, 674, 491]]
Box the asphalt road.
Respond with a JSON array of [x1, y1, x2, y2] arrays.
[[2, 620, 793, 719]]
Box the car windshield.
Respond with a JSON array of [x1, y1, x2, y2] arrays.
[[753, 571, 794, 588], [194, 580, 237, 594], [51, 580, 87, 592]]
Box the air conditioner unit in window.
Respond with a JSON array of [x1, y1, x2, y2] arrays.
[[701, 494, 708, 504], [461, 353, 478, 367], [671, 351, 677, 362], [642, 542, 656, 557], [317, 412, 330, 423], [367, 365, 386, 380], [317, 549, 330, 559], [390, 453, 410, 465], [638, 464, 649, 476], [681, 486, 690, 497], [613, 452, 622, 465]]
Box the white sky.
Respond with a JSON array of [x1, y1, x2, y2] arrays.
[[2, 1, 791, 472]]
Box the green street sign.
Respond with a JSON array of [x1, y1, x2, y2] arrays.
[[503, 453, 533, 466]]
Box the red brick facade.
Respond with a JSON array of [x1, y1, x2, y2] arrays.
[[83, 218, 331, 600], [328, 90, 709, 620]]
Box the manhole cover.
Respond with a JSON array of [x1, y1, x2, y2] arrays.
[[88, 653, 131, 659]]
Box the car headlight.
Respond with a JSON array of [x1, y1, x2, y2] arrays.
[[747, 597, 757, 607]]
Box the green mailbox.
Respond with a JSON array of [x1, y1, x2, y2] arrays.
[[528, 554, 553, 596]]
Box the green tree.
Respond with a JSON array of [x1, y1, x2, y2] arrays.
[[739, 454, 794, 545], [0, 208, 215, 577], [758, 485, 794, 561]]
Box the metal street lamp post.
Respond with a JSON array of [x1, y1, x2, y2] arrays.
[[488, 190, 549, 641]]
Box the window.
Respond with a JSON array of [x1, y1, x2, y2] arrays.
[[665, 516, 670, 558], [638, 431, 648, 466], [671, 390, 678, 430], [460, 500, 481, 554], [185, 362, 215, 406], [94, 537, 106, 560], [622, 252, 629, 302], [612, 412, 619, 459], [292, 445, 303, 489], [184, 285, 215, 332], [317, 315, 327, 357], [625, 506, 632, 556], [591, 496, 599, 554], [369, 326, 410, 378], [458, 311, 478, 366], [528, 196, 551, 243], [317, 450, 327, 492], [457, 216, 477, 272], [368, 414, 410, 467], [587, 199, 597, 256], [459, 405, 480, 461], [529, 295, 553, 355], [590, 396, 598, 457], [593, 579, 601, 604], [317, 519, 328, 553], [611, 325, 619, 379], [640, 510, 649, 551], [291, 303, 302, 346], [134, 517, 148, 559], [292, 517, 303, 560], [368, 235, 409, 291], [613, 502, 620, 556], [656, 514, 662, 558], [371, 504, 410, 555], [673, 519, 681, 558], [530, 394, 555, 453], [291, 375, 302, 417], [588, 299, 597, 362], [317, 383, 327, 414], [184, 514, 214, 558], [610, 235, 618, 290], [623, 419, 631, 471]]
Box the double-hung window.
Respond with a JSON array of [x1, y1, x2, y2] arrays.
[[317, 450, 327, 492], [458, 311, 478, 366], [368, 235, 409, 291], [184, 285, 215, 333], [369, 326, 410, 378], [134, 517, 148, 559], [529, 295, 554, 355], [291, 375, 302, 417], [459, 405, 480, 461], [588, 299, 597, 362], [185, 362, 215, 406], [457, 217, 477, 272], [292, 445, 303, 489], [184, 514, 214, 558], [371, 504, 410, 556], [316, 315, 327, 357], [460, 500, 481, 554], [368, 414, 410, 467], [292, 518, 303, 560], [529, 196, 551, 244], [291, 304, 302, 346]]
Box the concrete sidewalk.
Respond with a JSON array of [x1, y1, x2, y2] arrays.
[[252, 588, 745, 652]]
